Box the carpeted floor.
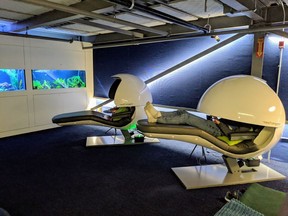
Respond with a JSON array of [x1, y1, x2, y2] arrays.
[[0, 125, 287, 216]]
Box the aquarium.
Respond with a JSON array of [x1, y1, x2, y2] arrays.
[[0, 69, 26, 92], [32, 69, 86, 90]]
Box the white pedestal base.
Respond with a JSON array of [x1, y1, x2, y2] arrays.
[[172, 163, 286, 189], [86, 135, 159, 147]]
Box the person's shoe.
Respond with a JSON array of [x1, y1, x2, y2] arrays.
[[224, 191, 234, 202], [144, 108, 157, 123], [145, 102, 161, 118], [224, 190, 244, 202]]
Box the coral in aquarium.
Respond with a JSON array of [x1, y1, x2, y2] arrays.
[[53, 78, 67, 88], [33, 80, 43, 89], [0, 82, 12, 92], [43, 80, 51, 89], [0, 69, 25, 91], [32, 70, 86, 90], [33, 80, 52, 89], [4, 69, 18, 90], [18, 79, 23, 89], [67, 76, 86, 88]]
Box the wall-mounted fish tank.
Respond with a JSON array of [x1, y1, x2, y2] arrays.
[[32, 69, 86, 90], [0, 69, 26, 92]]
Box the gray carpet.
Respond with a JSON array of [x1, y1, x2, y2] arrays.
[[0, 125, 286, 216]]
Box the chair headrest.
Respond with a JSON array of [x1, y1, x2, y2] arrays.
[[108, 79, 121, 99]]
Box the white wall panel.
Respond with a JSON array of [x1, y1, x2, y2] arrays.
[[33, 91, 87, 126], [0, 35, 93, 137], [0, 96, 29, 132], [58, 91, 87, 113], [0, 44, 25, 68], [30, 47, 85, 70], [0, 35, 24, 46], [29, 38, 84, 50], [33, 94, 63, 126]]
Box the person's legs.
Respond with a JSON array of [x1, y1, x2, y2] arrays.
[[144, 102, 221, 136], [158, 110, 221, 137], [183, 111, 222, 136], [157, 110, 186, 124]]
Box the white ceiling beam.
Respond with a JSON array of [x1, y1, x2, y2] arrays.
[[15, 0, 168, 36], [72, 19, 144, 38], [221, 0, 264, 21], [9, 0, 111, 32]]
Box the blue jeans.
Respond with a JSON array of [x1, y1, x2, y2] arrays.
[[157, 109, 222, 137]]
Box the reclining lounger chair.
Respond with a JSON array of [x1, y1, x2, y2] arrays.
[[137, 75, 286, 189], [52, 74, 159, 146]]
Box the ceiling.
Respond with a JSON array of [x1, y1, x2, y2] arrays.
[[0, 0, 288, 48]]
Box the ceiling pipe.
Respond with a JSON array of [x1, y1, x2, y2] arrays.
[[106, 0, 208, 33], [15, 0, 168, 36], [0, 31, 73, 43], [84, 24, 288, 49], [270, 30, 288, 39]]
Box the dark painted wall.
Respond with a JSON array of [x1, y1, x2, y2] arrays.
[[279, 45, 288, 118], [93, 34, 287, 117], [262, 36, 288, 118]]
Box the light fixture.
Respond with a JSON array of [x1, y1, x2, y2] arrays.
[[211, 35, 220, 42], [204, 16, 220, 42]]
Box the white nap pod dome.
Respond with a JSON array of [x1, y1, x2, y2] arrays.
[[110, 74, 152, 107], [197, 75, 286, 158], [197, 75, 285, 127], [109, 74, 152, 130]]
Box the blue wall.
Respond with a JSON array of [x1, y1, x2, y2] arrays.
[[94, 34, 254, 109], [93, 33, 288, 118], [263, 36, 288, 118]]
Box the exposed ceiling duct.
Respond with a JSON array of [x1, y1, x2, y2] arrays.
[[85, 23, 288, 49], [0, 0, 287, 45], [104, 0, 209, 32], [13, 0, 168, 36]]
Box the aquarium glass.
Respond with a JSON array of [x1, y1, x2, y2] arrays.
[[0, 69, 26, 92], [32, 69, 86, 90]]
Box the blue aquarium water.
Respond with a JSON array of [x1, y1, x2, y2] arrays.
[[0, 69, 26, 92], [32, 69, 86, 90]]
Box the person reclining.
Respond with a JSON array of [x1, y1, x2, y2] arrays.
[[144, 102, 262, 139], [144, 101, 222, 137]]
